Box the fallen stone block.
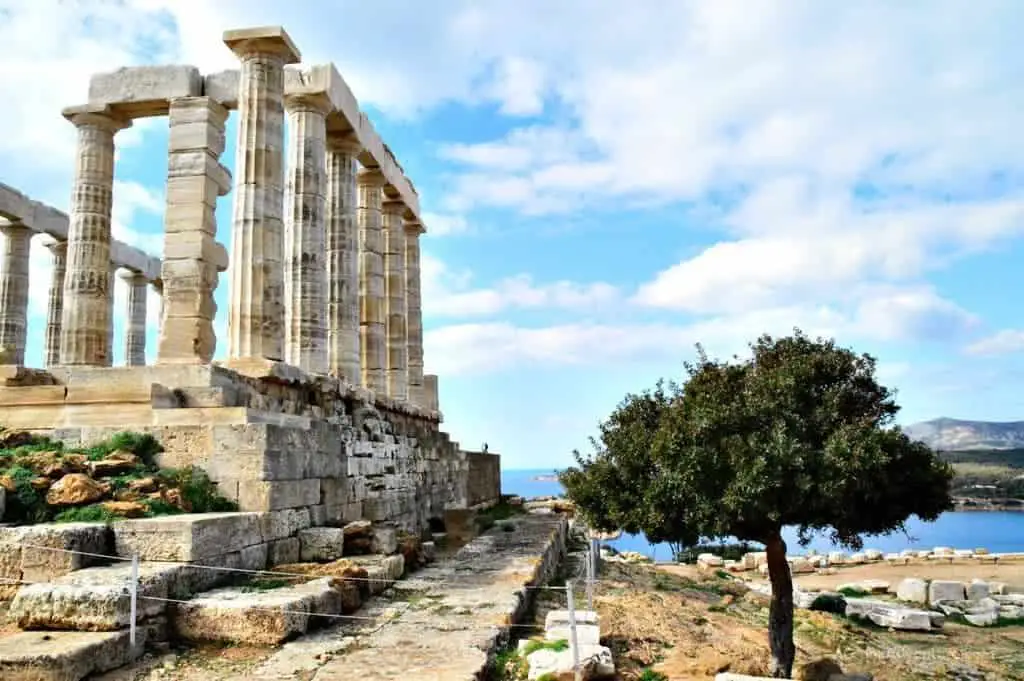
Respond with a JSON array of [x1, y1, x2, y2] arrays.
[[170, 577, 341, 645], [8, 562, 177, 631], [929, 579, 965, 606], [546, 623, 601, 646], [845, 598, 938, 631], [346, 554, 405, 594], [896, 577, 929, 604], [371, 524, 398, 555], [0, 629, 145, 681], [112, 512, 266, 562], [697, 552, 724, 567], [527, 643, 614, 680], [967, 579, 990, 601], [546, 609, 600, 629], [298, 527, 345, 562]]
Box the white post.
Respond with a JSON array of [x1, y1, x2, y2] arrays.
[[586, 543, 595, 611], [592, 537, 600, 575], [566, 581, 581, 681], [129, 553, 139, 647]]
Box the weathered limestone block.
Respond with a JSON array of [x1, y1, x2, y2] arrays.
[[259, 508, 312, 542], [370, 524, 398, 555], [545, 610, 600, 629], [8, 562, 175, 631], [203, 70, 240, 108], [0, 629, 145, 681], [88, 65, 202, 115], [527, 644, 615, 680], [967, 579, 990, 601], [0, 523, 111, 595], [170, 578, 340, 645], [159, 96, 231, 364], [325, 133, 362, 383], [225, 26, 300, 363], [544, 624, 602, 647], [298, 527, 346, 562], [357, 167, 387, 392], [845, 598, 938, 631], [896, 577, 929, 604], [404, 218, 425, 405], [929, 579, 966, 605], [112, 512, 266, 562], [224, 479, 322, 511], [0, 223, 32, 365], [346, 554, 404, 595], [43, 240, 67, 367], [268, 537, 301, 566], [382, 199, 408, 400], [283, 92, 330, 374], [59, 105, 131, 366]]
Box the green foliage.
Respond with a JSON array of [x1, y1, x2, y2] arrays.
[[54, 505, 122, 523], [5, 465, 48, 523], [638, 671, 669, 681], [155, 467, 237, 513], [521, 638, 568, 656], [675, 541, 759, 563], [837, 586, 868, 598], [559, 330, 955, 676]]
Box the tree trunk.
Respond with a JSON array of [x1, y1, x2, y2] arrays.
[[765, 532, 795, 678]]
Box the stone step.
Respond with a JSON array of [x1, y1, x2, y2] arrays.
[[170, 577, 342, 645], [345, 554, 405, 595], [113, 512, 268, 562], [0, 522, 111, 600], [0, 629, 147, 681], [8, 562, 180, 631]]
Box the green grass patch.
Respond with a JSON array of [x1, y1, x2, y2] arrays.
[[638, 670, 669, 681], [521, 638, 569, 656], [838, 586, 869, 598], [239, 578, 293, 593]]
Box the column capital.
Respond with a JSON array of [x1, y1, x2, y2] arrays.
[[356, 167, 387, 187], [381, 199, 406, 217], [118, 269, 147, 284], [284, 92, 333, 115], [326, 133, 362, 155], [0, 221, 32, 237], [223, 26, 301, 63], [44, 239, 67, 255], [403, 218, 425, 236], [62, 105, 131, 133]]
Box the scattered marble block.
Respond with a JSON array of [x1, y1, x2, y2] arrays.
[[896, 578, 929, 604], [929, 580, 966, 606], [527, 644, 615, 680]]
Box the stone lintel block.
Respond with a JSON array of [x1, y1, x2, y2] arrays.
[[88, 65, 202, 117], [229, 479, 322, 512], [223, 26, 301, 63], [164, 231, 230, 271], [112, 512, 267, 562], [108, 240, 161, 281], [203, 70, 239, 109]]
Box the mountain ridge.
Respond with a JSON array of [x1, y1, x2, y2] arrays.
[[904, 417, 1024, 451]]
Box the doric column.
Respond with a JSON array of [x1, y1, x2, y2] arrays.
[[283, 93, 330, 374], [357, 167, 387, 393], [59, 106, 130, 366], [382, 200, 408, 401], [325, 134, 361, 383], [423, 373, 439, 412], [224, 27, 300, 362], [106, 264, 116, 366], [159, 97, 231, 364], [0, 223, 33, 365], [121, 270, 148, 366], [404, 219, 425, 406], [44, 240, 67, 367]]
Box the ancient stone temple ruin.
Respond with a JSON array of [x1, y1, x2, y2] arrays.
[[0, 25, 500, 532]]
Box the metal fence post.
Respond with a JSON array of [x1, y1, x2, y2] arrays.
[[129, 554, 139, 647], [586, 543, 595, 611], [566, 582, 581, 681]]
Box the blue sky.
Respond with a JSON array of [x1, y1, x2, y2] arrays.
[[1, 1, 1023, 470]]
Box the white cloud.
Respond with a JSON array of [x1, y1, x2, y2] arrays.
[[420, 212, 469, 237], [852, 286, 978, 343], [964, 330, 1024, 356], [421, 252, 619, 318]]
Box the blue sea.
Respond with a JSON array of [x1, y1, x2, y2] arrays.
[[503, 468, 1024, 560]]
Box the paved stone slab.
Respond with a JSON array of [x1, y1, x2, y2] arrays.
[[0, 523, 111, 598], [0, 629, 145, 681], [170, 578, 340, 645]]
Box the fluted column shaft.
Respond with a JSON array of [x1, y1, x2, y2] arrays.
[[325, 135, 361, 383], [225, 32, 299, 362], [159, 97, 231, 364], [283, 94, 330, 374], [383, 200, 408, 401], [424, 373, 439, 412], [357, 168, 387, 393], [44, 240, 67, 367], [59, 109, 130, 365], [121, 270, 148, 366], [106, 264, 116, 366], [404, 220, 425, 406], [0, 223, 33, 365]]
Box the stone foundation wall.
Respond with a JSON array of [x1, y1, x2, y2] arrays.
[[465, 451, 501, 508], [0, 363, 489, 534]]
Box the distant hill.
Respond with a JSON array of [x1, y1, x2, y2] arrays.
[[904, 418, 1024, 451]]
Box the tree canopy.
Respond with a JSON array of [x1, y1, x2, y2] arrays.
[[560, 330, 954, 677]]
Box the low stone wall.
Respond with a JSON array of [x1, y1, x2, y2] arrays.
[[465, 450, 501, 508], [0, 363, 497, 535]]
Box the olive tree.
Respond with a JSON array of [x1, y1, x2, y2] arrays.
[[560, 331, 953, 678]]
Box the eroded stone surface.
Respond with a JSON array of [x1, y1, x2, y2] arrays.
[[112, 512, 266, 562], [0, 629, 145, 681]]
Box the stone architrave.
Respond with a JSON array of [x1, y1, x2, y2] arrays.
[[44, 240, 67, 367], [158, 96, 231, 364], [382, 199, 408, 401], [0, 223, 32, 365], [283, 92, 330, 374], [357, 167, 387, 393], [224, 27, 301, 363], [325, 134, 361, 383], [121, 270, 148, 366], [404, 219, 425, 406], [59, 106, 131, 366]]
